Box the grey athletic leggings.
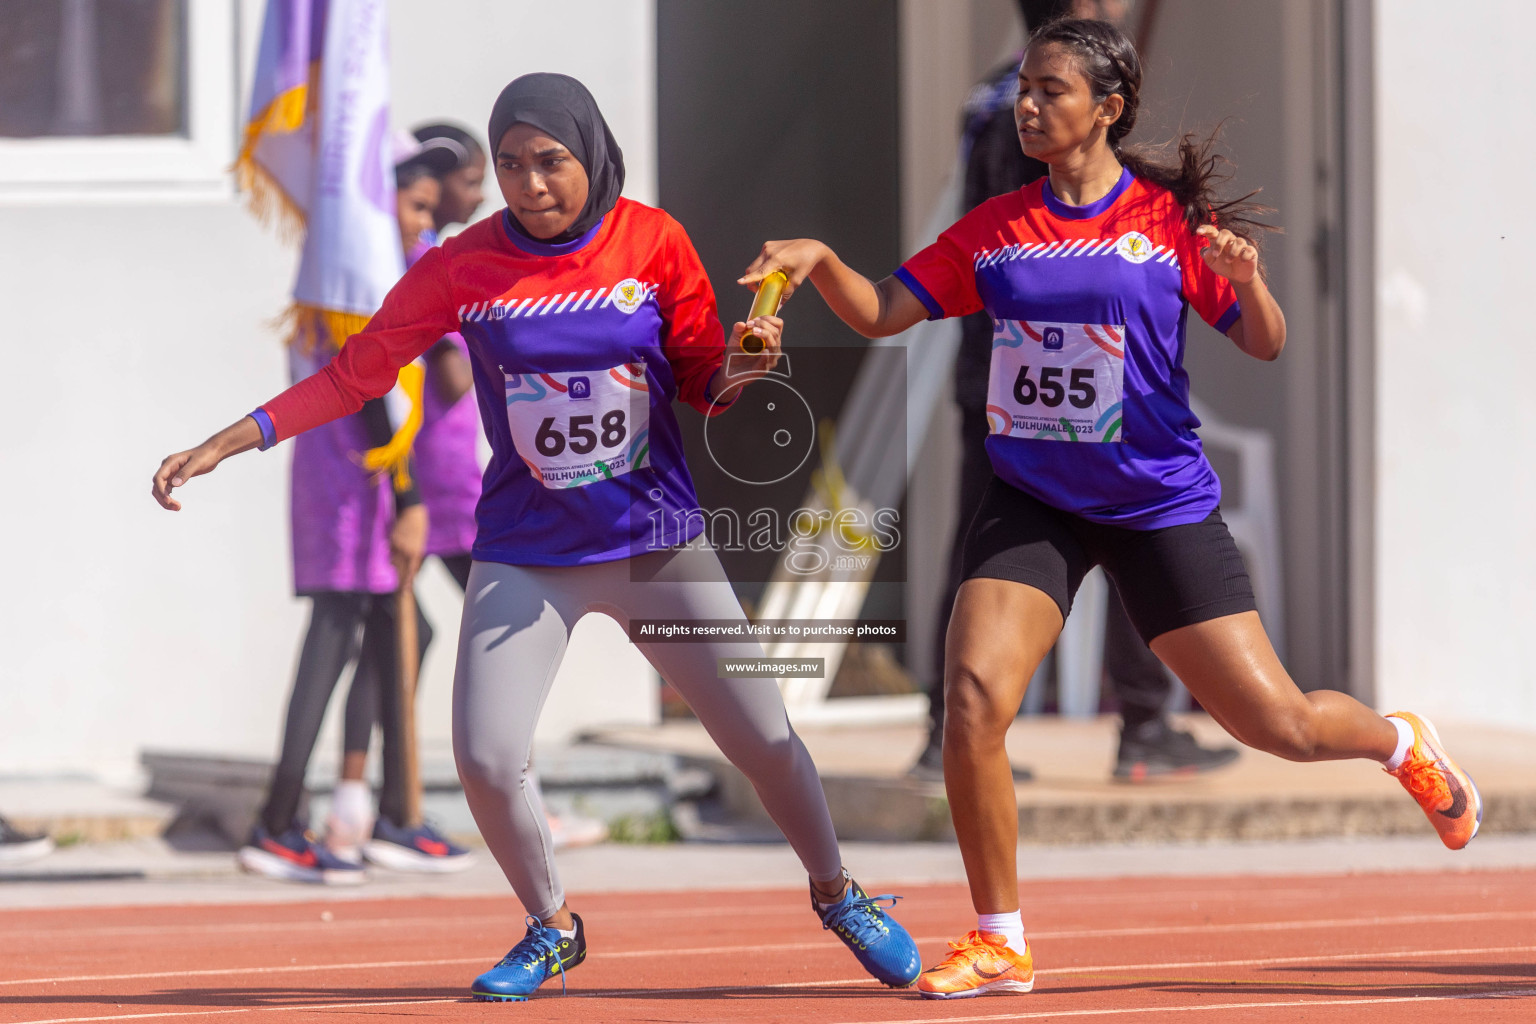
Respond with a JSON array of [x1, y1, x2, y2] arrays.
[[453, 545, 843, 920]]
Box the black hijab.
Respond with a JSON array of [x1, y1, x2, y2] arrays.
[[488, 73, 626, 244]]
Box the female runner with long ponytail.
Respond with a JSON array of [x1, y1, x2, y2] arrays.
[[742, 17, 1481, 1001]]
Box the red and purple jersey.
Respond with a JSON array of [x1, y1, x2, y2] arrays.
[[259, 198, 730, 566], [896, 169, 1241, 529]]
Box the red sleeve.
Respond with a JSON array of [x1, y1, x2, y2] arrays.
[[1177, 219, 1242, 334], [655, 215, 730, 417], [893, 207, 988, 321], [261, 245, 459, 442]]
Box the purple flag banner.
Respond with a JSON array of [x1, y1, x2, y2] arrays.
[[237, 0, 421, 482]]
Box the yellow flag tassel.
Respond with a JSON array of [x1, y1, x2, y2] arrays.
[[361, 360, 426, 491], [276, 305, 372, 358], [233, 83, 310, 242]]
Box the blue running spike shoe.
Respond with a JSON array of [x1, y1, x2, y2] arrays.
[[471, 914, 587, 1002], [813, 875, 921, 988]]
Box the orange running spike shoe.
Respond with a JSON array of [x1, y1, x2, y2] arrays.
[[915, 931, 1034, 999], [1386, 712, 1482, 850]]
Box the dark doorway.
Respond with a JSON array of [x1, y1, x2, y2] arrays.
[[656, 0, 905, 618]]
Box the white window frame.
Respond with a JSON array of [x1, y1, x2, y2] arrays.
[[0, 1, 238, 203]]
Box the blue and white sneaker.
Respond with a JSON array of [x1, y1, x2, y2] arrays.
[[236, 824, 367, 885], [362, 817, 475, 873], [471, 914, 587, 1001], [814, 875, 922, 987]]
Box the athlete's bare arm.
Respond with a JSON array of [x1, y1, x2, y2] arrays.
[[427, 339, 475, 405], [741, 239, 929, 339], [1198, 225, 1286, 361], [151, 415, 264, 511]]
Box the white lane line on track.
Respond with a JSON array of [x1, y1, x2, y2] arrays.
[[0, 909, 752, 941], [13, 998, 463, 1024], [5, 904, 1532, 948], [9, 883, 1513, 940], [1031, 908, 1536, 939], [585, 976, 878, 999], [16, 982, 1536, 1024], [8, 940, 1536, 992], [1037, 943, 1536, 977], [828, 988, 1536, 1024], [0, 943, 862, 988], [0, 958, 485, 988], [8, 982, 888, 1023]]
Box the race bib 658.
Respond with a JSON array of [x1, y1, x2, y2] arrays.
[[504, 363, 652, 488]]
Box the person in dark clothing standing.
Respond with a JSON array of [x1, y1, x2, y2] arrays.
[[910, 0, 1239, 783]]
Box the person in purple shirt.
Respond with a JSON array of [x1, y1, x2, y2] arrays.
[[407, 121, 490, 579], [329, 122, 605, 854], [237, 140, 472, 884], [411, 123, 485, 587]]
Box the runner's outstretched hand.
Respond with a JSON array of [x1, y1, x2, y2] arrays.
[[739, 240, 926, 340], [151, 416, 263, 510], [739, 239, 830, 303]]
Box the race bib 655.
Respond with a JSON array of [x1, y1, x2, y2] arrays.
[[986, 319, 1126, 442]]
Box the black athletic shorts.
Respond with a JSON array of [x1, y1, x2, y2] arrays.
[[961, 477, 1257, 644]]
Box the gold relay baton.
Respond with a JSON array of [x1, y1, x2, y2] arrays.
[[742, 271, 787, 354]]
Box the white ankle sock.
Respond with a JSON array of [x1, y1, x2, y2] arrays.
[[1382, 716, 1415, 771], [977, 911, 1026, 953], [330, 780, 373, 825]]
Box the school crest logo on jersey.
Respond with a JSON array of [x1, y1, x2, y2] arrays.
[[1115, 231, 1155, 264], [612, 277, 645, 314]]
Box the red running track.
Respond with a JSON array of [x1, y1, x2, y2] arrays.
[[2, 869, 1534, 1023]]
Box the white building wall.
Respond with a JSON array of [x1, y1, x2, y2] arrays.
[[0, 0, 659, 782], [1372, 0, 1536, 726]]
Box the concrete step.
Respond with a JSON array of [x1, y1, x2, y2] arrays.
[[0, 778, 174, 844], [138, 743, 709, 847], [589, 714, 1536, 845]]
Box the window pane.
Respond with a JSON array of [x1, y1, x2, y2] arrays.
[[0, 0, 186, 139]]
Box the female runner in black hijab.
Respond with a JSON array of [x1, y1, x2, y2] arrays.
[[153, 72, 923, 1001]]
